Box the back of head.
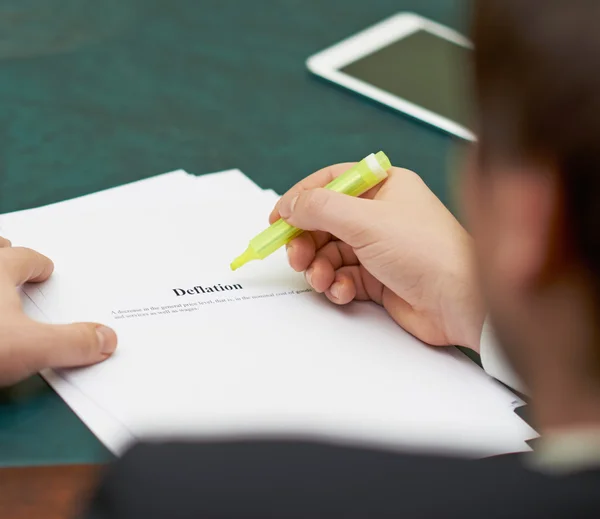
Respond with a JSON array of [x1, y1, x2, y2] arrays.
[[466, 1, 600, 411], [472, 0, 600, 300]]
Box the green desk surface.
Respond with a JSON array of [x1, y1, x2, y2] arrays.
[[0, 0, 467, 466]]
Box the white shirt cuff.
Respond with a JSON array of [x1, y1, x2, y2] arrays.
[[480, 320, 528, 395]]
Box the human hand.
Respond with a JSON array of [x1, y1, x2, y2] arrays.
[[270, 165, 485, 351], [0, 237, 117, 386]]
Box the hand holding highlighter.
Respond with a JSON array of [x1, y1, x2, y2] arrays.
[[230, 151, 391, 270]]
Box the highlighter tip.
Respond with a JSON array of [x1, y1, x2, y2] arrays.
[[230, 247, 257, 271]]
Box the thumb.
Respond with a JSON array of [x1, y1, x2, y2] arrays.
[[25, 322, 118, 371], [279, 188, 381, 248]]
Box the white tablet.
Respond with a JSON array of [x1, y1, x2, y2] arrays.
[[306, 13, 474, 141]]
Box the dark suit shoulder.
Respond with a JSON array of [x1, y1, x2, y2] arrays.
[[85, 440, 600, 519]]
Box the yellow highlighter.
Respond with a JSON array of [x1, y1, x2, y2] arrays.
[[230, 151, 392, 271]]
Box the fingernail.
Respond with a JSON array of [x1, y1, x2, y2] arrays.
[[305, 267, 313, 286], [96, 326, 116, 355], [280, 195, 299, 219], [330, 282, 341, 299], [286, 244, 293, 263]]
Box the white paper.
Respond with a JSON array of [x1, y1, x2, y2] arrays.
[[18, 291, 137, 455], [2, 169, 268, 454], [6, 191, 537, 458]]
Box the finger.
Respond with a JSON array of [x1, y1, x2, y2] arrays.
[[269, 163, 356, 223], [269, 204, 281, 225], [308, 241, 359, 293], [0, 236, 12, 248], [279, 188, 382, 249], [316, 240, 359, 269], [325, 268, 357, 305], [286, 233, 315, 272], [325, 265, 384, 306], [0, 247, 54, 286], [21, 321, 118, 372], [286, 229, 334, 272], [306, 255, 335, 293], [269, 165, 412, 225]]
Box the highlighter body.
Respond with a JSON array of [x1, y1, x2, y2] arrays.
[[230, 151, 392, 270]]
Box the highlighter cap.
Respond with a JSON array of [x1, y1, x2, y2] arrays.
[[373, 151, 392, 179]]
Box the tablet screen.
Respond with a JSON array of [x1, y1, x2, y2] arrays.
[[340, 30, 472, 130]]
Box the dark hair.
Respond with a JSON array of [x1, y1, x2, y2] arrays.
[[472, 0, 600, 286]]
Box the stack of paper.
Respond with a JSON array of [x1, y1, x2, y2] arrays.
[[0, 168, 537, 458]]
